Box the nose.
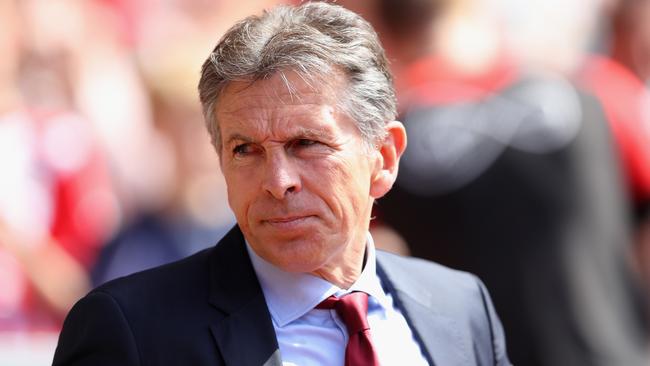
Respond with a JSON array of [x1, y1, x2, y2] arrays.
[[262, 150, 301, 199]]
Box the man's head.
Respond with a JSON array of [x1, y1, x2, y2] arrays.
[[198, 1, 396, 153], [198, 2, 406, 287]]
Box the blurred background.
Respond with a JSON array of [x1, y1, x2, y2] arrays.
[[1, 0, 649, 365]]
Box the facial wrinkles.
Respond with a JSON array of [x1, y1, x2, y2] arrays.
[[225, 121, 356, 173], [220, 77, 371, 203], [318, 139, 373, 228], [250, 145, 345, 218], [218, 76, 357, 140], [219, 79, 331, 116]]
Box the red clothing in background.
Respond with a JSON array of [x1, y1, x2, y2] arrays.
[[577, 55, 650, 204]]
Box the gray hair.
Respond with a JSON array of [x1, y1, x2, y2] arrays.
[[198, 1, 396, 153]]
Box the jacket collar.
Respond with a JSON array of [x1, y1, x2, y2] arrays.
[[246, 232, 391, 328], [377, 252, 470, 366], [207, 226, 282, 366]]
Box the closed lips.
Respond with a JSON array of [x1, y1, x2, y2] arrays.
[[264, 215, 314, 224]]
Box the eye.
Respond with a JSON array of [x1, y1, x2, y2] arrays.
[[233, 143, 253, 156], [293, 139, 318, 148]]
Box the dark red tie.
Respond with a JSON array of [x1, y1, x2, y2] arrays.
[[317, 292, 381, 366]]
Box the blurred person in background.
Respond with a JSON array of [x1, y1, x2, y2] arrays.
[[0, 1, 119, 364], [88, 0, 244, 286], [0, 0, 117, 330], [90, 51, 235, 285], [335, 0, 650, 365], [575, 0, 650, 291]]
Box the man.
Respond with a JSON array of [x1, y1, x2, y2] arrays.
[[52, 3, 510, 365]]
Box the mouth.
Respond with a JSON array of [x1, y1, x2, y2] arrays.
[[263, 215, 315, 228]]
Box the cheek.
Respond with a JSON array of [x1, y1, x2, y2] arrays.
[[226, 186, 244, 223], [314, 158, 371, 218], [337, 154, 373, 195], [224, 171, 254, 221]]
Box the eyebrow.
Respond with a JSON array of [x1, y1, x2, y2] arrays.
[[294, 127, 335, 141], [224, 126, 336, 147], [224, 133, 254, 147]]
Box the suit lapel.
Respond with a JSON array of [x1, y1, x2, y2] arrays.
[[377, 254, 470, 366], [207, 227, 282, 366]]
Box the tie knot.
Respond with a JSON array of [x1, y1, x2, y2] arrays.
[[317, 292, 380, 366], [317, 292, 370, 334]]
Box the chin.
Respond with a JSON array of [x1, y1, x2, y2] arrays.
[[267, 251, 326, 273], [265, 245, 330, 274], [247, 228, 336, 271], [276, 262, 320, 274]]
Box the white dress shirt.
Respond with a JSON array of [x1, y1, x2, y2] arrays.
[[246, 234, 430, 366]]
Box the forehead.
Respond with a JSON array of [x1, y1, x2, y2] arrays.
[[214, 70, 352, 138], [217, 70, 343, 112]]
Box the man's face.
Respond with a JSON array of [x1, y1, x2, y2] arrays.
[[215, 71, 387, 282]]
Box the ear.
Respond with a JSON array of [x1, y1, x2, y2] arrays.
[[370, 121, 407, 199]]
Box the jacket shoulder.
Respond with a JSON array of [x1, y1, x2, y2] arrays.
[[376, 251, 481, 299], [377, 251, 511, 365], [92, 246, 214, 305]]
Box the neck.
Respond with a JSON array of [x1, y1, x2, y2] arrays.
[[311, 232, 368, 289]]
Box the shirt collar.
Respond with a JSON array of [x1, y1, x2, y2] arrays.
[[246, 233, 391, 327]]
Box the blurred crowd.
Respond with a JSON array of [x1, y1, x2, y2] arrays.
[[1, 0, 649, 365]]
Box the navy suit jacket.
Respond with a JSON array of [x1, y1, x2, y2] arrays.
[[53, 226, 510, 366]]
